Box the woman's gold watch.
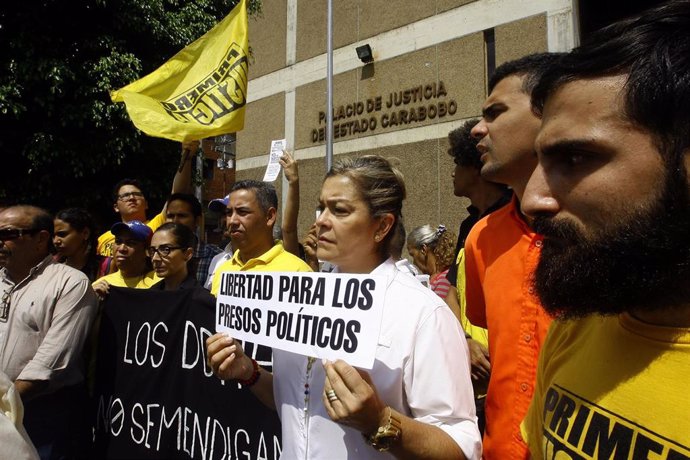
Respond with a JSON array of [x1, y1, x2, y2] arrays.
[[365, 407, 402, 451]]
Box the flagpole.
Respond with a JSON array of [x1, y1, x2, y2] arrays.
[[326, 0, 334, 172]]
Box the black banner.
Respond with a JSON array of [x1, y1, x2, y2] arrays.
[[92, 287, 281, 459]]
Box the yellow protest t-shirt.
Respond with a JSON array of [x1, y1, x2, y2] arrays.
[[96, 212, 166, 257], [94, 270, 161, 289], [522, 313, 690, 458], [211, 242, 312, 297]]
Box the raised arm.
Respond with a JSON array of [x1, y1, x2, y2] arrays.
[[279, 150, 301, 256], [157, 141, 197, 217], [301, 223, 320, 271], [174, 141, 198, 193]]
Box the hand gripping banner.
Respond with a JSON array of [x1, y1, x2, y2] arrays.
[[92, 287, 281, 459]]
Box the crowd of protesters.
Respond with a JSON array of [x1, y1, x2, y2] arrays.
[[1, 1, 689, 458]]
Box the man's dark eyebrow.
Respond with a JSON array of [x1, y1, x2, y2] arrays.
[[481, 102, 507, 119], [539, 139, 597, 157]]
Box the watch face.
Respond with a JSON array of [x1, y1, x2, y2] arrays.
[[369, 425, 401, 451], [366, 408, 402, 451], [373, 441, 392, 452]]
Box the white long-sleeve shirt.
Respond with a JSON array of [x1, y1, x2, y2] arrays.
[[273, 258, 481, 459]]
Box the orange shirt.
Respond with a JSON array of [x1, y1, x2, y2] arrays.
[[464, 197, 552, 460]]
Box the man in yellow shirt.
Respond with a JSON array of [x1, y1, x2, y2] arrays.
[[97, 142, 197, 257], [521, 2, 690, 457], [208, 180, 311, 389], [210, 180, 311, 297]]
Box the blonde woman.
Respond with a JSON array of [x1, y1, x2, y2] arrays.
[[407, 224, 457, 299], [207, 156, 480, 459]]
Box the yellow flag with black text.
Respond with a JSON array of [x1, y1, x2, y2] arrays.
[[111, 0, 248, 142]]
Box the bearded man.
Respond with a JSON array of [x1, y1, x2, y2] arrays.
[[521, 1, 690, 457]]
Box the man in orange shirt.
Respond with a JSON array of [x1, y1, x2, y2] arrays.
[[463, 53, 562, 459]]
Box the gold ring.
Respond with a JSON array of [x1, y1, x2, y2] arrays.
[[326, 389, 338, 402]]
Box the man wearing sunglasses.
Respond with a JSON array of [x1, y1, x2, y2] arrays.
[[0, 205, 97, 458], [92, 220, 160, 298], [96, 141, 197, 258]]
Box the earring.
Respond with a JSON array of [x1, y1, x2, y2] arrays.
[[374, 235, 381, 242]]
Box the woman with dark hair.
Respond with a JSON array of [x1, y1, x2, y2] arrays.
[[207, 155, 480, 459], [148, 222, 196, 290], [54, 208, 105, 282]]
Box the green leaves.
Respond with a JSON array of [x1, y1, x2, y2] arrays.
[[0, 0, 260, 224]]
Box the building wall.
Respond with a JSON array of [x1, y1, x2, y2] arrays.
[[222, 0, 576, 250]]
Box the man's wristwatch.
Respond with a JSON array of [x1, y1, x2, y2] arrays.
[[365, 406, 402, 451]]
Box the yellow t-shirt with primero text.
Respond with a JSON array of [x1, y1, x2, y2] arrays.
[[521, 313, 690, 459]]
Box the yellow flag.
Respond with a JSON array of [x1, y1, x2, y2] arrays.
[[111, 0, 248, 142]]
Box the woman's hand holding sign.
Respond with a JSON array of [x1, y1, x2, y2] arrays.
[[322, 359, 386, 435], [321, 358, 468, 458]]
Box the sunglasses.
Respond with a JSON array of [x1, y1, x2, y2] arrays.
[[0, 228, 40, 241]]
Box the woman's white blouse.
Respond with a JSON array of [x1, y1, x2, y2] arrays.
[[272, 258, 481, 459]]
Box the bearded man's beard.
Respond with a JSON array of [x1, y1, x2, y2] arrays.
[[531, 169, 690, 320]]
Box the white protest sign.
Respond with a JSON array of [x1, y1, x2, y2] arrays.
[[262, 139, 286, 182], [216, 271, 388, 369]]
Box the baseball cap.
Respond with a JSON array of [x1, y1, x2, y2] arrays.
[[111, 220, 153, 242], [208, 194, 230, 213]]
